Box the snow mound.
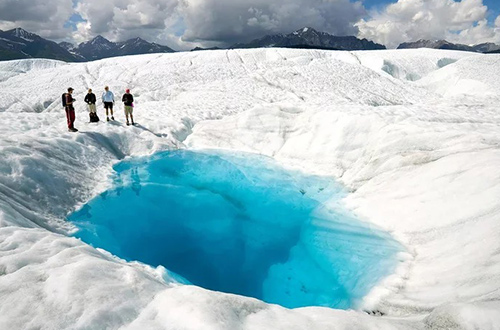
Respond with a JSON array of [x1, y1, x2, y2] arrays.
[[353, 48, 473, 81], [0, 59, 66, 83], [420, 54, 500, 98]]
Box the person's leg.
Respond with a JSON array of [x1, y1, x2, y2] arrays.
[[110, 104, 114, 120], [124, 106, 129, 124], [126, 106, 134, 125], [65, 107, 72, 129], [129, 106, 134, 124], [125, 106, 134, 125], [68, 107, 76, 130]]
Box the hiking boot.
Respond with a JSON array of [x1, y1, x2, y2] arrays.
[[126, 122, 130, 126], [106, 117, 110, 122], [111, 116, 115, 120], [69, 128, 78, 132]]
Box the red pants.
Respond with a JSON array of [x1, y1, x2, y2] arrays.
[[65, 107, 75, 129]]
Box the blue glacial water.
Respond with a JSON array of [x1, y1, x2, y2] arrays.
[[69, 150, 402, 309]]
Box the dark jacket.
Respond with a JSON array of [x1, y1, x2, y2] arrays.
[[122, 93, 134, 106], [84, 93, 96, 104]]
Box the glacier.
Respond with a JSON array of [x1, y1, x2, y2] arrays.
[[0, 48, 499, 329]]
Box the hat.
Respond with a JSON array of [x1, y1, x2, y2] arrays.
[[68, 87, 74, 92], [126, 89, 130, 93]]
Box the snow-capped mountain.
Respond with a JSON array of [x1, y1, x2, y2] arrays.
[[0, 28, 175, 62], [115, 37, 175, 56], [397, 39, 500, 53], [9, 27, 38, 41], [232, 27, 386, 50], [71, 35, 175, 61], [397, 39, 475, 52], [0, 28, 81, 62], [473, 42, 500, 53], [58, 41, 75, 52], [73, 35, 119, 61]]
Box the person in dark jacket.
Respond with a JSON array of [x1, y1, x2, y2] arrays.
[[64, 87, 78, 132], [84, 88, 97, 113], [84, 88, 99, 122], [122, 88, 134, 126]]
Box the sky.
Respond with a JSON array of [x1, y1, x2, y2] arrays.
[[0, 0, 500, 50]]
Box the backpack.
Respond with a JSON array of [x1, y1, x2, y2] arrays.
[[89, 112, 100, 123], [62, 93, 67, 107]]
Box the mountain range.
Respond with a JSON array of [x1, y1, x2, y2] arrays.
[[1, 27, 500, 62], [397, 39, 500, 53], [232, 27, 386, 51], [0, 28, 79, 62], [71, 35, 175, 61], [0, 28, 174, 62]]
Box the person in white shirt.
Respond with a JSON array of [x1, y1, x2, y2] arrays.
[[102, 86, 115, 121]]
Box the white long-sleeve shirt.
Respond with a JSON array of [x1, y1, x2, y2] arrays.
[[102, 91, 114, 103]]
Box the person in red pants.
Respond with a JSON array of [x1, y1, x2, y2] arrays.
[[64, 87, 78, 132]]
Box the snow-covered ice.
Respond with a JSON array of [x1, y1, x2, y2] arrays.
[[0, 48, 499, 329]]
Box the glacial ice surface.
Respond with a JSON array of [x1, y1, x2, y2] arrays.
[[69, 150, 402, 309]]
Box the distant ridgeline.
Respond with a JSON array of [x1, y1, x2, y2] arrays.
[[1, 27, 500, 62], [397, 39, 500, 53], [231, 27, 386, 51], [0, 28, 175, 62]]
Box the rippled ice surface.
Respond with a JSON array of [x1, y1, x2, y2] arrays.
[[69, 150, 402, 309]]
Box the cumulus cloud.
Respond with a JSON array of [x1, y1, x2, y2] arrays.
[[357, 0, 500, 48], [81, 0, 178, 33], [0, 0, 74, 39], [70, 0, 367, 49], [73, 0, 185, 44], [178, 0, 366, 44], [2, 0, 500, 50]]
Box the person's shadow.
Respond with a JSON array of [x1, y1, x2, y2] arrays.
[[132, 123, 169, 138]]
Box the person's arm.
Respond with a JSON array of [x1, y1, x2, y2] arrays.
[[66, 94, 73, 106], [84, 94, 89, 104], [130, 94, 134, 103], [112, 92, 115, 103], [102, 92, 105, 103], [122, 94, 126, 102]]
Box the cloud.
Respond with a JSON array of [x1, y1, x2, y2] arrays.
[[1, 0, 499, 50], [357, 0, 500, 48], [178, 0, 366, 44], [72, 0, 182, 46], [0, 0, 74, 39], [72, 0, 365, 49]]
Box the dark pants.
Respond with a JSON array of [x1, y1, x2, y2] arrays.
[[65, 106, 75, 129]]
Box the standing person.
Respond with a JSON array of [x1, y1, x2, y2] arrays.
[[122, 88, 135, 126], [63, 87, 78, 132], [102, 86, 115, 121], [84, 88, 99, 122]]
